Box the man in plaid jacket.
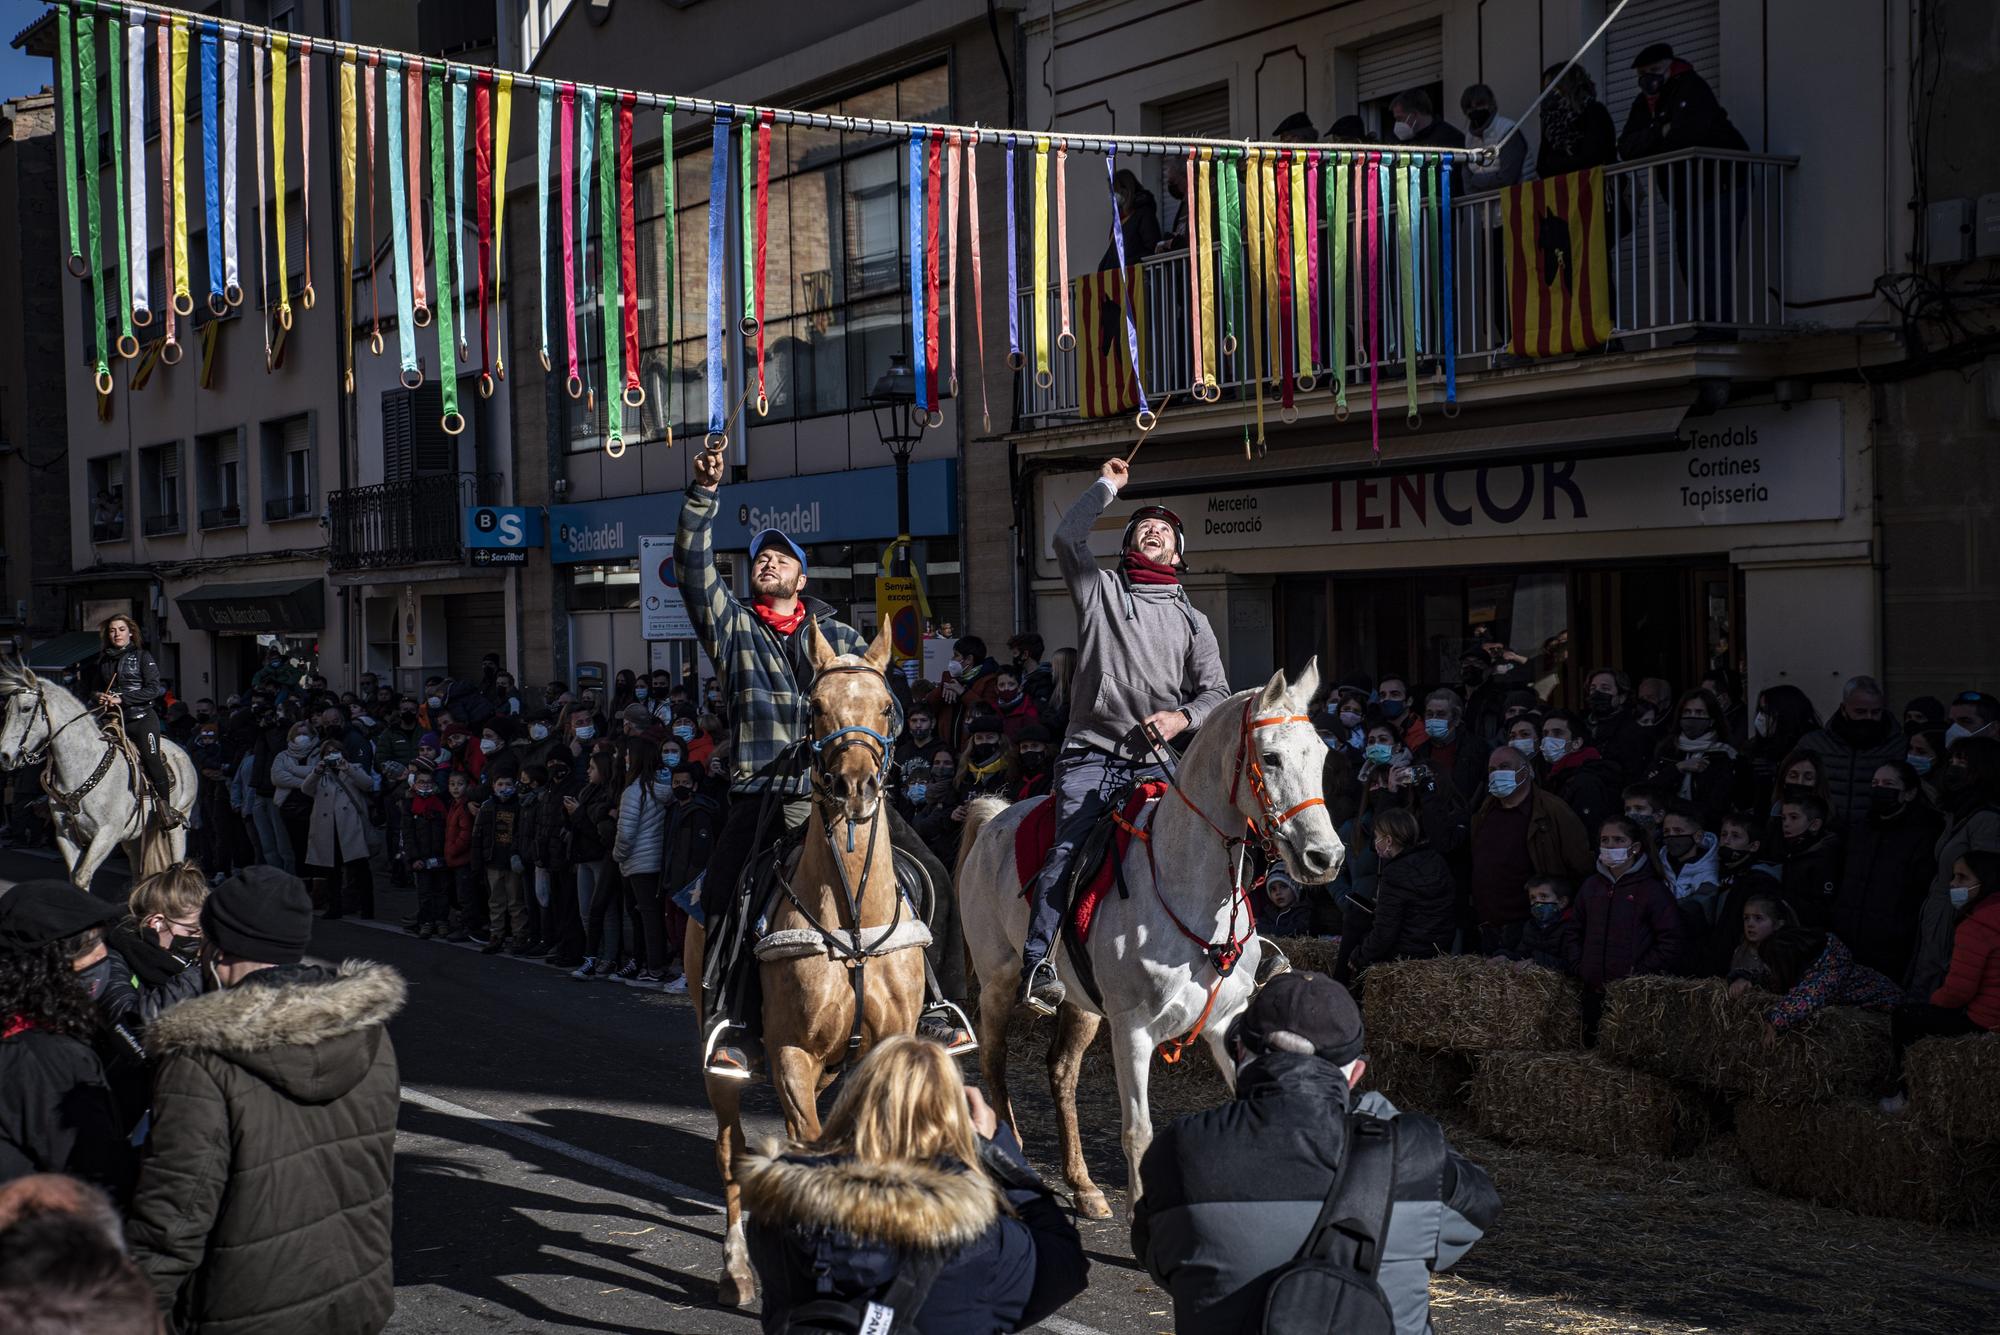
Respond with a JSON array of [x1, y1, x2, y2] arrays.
[[677, 449, 966, 1078]]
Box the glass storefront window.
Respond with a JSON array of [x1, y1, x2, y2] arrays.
[[567, 562, 641, 611]]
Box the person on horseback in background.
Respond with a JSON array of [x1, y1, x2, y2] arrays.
[[677, 448, 966, 1079], [94, 615, 181, 829], [1020, 458, 1232, 1014]]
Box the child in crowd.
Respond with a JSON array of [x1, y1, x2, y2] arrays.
[[1725, 892, 1901, 1034], [1571, 815, 1683, 993], [1500, 874, 1577, 972], [1620, 783, 1670, 839], [1777, 795, 1842, 926], [444, 769, 476, 942], [1254, 868, 1314, 939], [404, 759, 450, 939], [1346, 807, 1456, 976]]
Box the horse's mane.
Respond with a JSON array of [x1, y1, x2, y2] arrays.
[[0, 654, 42, 697]]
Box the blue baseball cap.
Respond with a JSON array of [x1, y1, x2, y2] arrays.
[[750, 529, 809, 574]]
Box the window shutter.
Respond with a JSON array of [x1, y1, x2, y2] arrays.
[[1156, 86, 1231, 142], [411, 380, 455, 473], [381, 389, 413, 481], [163, 443, 181, 478], [282, 415, 310, 456], [1354, 24, 1444, 104], [1604, 0, 1721, 117], [214, 431, 240, 467]]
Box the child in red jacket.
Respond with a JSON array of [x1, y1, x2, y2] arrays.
[[1883, 851, 2000, 1111], [444, 770, 477, 942]]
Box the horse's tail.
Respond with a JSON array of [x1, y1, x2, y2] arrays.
[[956, 796, 1010, 883], [136, 825, 178, 878]]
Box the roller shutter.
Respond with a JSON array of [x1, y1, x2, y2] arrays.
[[1604, 0, 1721, 117], [1354, 24, 1443, 105]]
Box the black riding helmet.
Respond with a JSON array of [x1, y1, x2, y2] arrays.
[[1122, 505, 1186, 567]]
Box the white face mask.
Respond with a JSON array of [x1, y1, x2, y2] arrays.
[[1539, 736, 1568, 763], [1600, 846, 1632, 868], [479, 738, 499, 755], [1509, 737, 1537, 757], [1946, 721, 1978, 746], [1753, 711, 1773, 738], [529, 723, 550, 741], [575, 725, 596, 741], [1392, 119, 1416, 142]]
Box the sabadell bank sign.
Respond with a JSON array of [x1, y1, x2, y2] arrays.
[[1077, 400, 1843, 554]]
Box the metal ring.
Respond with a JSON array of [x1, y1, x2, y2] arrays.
[[132, 305, 153, 328], [1406, 409, 1422, 430], [1135, 408, 1157, 433], [477, 372, 495, 399], [278, 305, 293, 331], [93, 369, 115, 396], [1296, 373, 1318, 393], [116, 333, 140, 359], [301, 284, 317, 311], [703, 430, 728, 453], [1056, 330, 1076, 351], [224, 283, 244, 308], [368, 330, 384, 356], [739, 316, 759, 337], [496, 361, 507, 382], [1202, 377, 1220, 400], [172, 292, 194, 316], [441, 411, 466, 436], [539, 348, 552, 372], [605, 434, 626, 458], [1279, 405, 1300, 425], [948, 375, 959, 397], [755, 392, 771, 418], [1334, 401, 1351, 423], [565, 373, 583, 400], [456, 339, 469, 362], [624, 384, 646, 409], [161, 338, 184, 365], [343, 370, 354, 395], [207, 292, 229, 318], [924, 408, 944, 429], [1006, 350, 1024, 370], [400, 366, 424, 390], [1222, 334, 1238, 355], [1034, 369, 1054, 389], [413, 303, 431, 328], [66, 254, 88, 278], [1442, 399, 1461, 419]]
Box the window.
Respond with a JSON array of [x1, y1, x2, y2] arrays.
[[87, 454, 127, 543], [139, 442, 184, 536], [261, 413, 315, 521], [381, 382, 459, 482], [1351, 23, 1443, 139], [195, 429, 244, 529], [566, 562, 642, 611]]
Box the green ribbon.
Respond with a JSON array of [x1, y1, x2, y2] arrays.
[[78, 10, 107, 380], [1216, 153, 1243, 353], [427, 67, 459, 428], [661, 107, 676, 440], [738, 117, 753, 332], [57, 6, 80, 271], [1396, 156, 1417, 422], [108, 15, 131, 353], [599, 93, 620, 444], [1331, 152, 1348, 411]]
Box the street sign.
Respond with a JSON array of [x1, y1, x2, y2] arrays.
[[463, 506, 545, 551], [875, 575, 921, 664], [639, 535, 695, 641]]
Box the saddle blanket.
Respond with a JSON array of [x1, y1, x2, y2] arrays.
[[1013, 781, 1168, 945]]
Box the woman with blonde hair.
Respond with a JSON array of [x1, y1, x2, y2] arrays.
[[108, 860, 210, 1024], [741, 1035, 1087, 1333]]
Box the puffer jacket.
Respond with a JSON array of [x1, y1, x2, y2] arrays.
[[125, 961, 404, 1335], [612, 779, 673, 876], [1798, 718, 1908, 829], [1351, 844, 1458, 972], [1569, 858, 1685, 988], [741, 1124, 1087, 1335], [444, 798, 475, 869], [403, 790, 448, 866], [1932, 893, 2000, 1031], [0, 1023, 134, 1200], [1132, 1050, 1498, 1335]]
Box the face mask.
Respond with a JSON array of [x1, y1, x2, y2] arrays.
[[1392, 119, 1416, 142], [1720, 846, 1756, 871], [663, 750, 683, 769], [1019, 751, 1050, 774], [1868, 786, 1906, 819], [1380, 699, 1406, 720], [492, 784, 516, 801], [1529, 901, 1562, 926], [1753, 711, 1773, 738], [1509, 737, 1537, 758], [673, 784, 695, 801], [1681, 716, 1714, 739], [1423, 718, 1451, 741], [197, 733, 218, 747], [575, 725, 596, 741], [1466, 107, 1494, 131], [1487, 769, 1520, 798], [971, 742, 1000, 764], [1364, 743, 1394, 765], [1588, 689, 1616, 715], [1662, 833, 1695, 860], [907, 783, 928, 804], [1600, 846, 1632, 868], [529, 723, 550, 741], [634, 687, 648, 700], [401, 706, 418, 719], [1949, 886, 1976, 911], [1906, 752, 1934, 775], [480, 738, 500, 755], [673, 722, 695, 741], [1337, 709, 1364, 730], [413, 784, 435, 799], [1625, 809, 1657, 829], [288, 735, 314, 755], [427, 695, 442, 709], [1639, 71, 1666, 95], [1540, 736, 1569, 763], [1946, 722, 1978, 746]]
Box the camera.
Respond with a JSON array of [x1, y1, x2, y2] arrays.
[[1408, 764, 1437, 792]]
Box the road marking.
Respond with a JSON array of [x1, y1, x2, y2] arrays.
[[1041, 1319, 1114, 1335]]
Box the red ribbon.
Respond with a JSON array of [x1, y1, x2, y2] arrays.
[[922, 130, 943, 413], [619, 93, 639, 395], [474, 75, 494, 383], [1364, 153, 1380, 457], [1274, 154, 1294, 412], [364, 56, 380, 349], [559, 84, 578, 390]]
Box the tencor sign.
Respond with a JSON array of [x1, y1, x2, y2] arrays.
[[1064, 401, 1844, 555]]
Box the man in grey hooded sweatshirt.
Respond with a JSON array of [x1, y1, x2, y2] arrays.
[[1019, 457, 1231, 1011]]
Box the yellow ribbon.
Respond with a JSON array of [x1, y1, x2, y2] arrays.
[[1243, 147, 1265, 450], [1032, 136, 1050, 387], [338, 55, 356, 391], [1197, 148, 1217, 396], [1185, 148, 1202, 394], [1289, 150, 1310, 383], [272, 32, 290, 325], [492, 73, 513, 380], [169, 17, 190, 315]]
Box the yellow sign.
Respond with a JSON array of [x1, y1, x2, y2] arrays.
[[875, 575, 922, 663]]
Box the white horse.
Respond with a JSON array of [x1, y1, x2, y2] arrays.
[[0, 656, 195, 888], [956, 660, 1343, 1216]]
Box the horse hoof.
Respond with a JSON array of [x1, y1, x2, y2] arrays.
[[1073, 1188, 1113, 1220], [717, 1272, 756, 1308]]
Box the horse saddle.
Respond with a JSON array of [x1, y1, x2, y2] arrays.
[[1014, 781, 1168, 1008]]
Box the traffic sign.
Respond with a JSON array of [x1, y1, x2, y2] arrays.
[[640, 535, 695, 641]]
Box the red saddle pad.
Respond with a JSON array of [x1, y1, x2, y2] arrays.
[[1013, 780, 1168, 944]]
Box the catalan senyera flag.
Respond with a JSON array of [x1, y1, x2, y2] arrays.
[[1073, 265, 1148, 419], [1502, 167, 1613, 357]]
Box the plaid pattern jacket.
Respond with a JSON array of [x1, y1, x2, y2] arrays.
[[676, 486, 866, 794]]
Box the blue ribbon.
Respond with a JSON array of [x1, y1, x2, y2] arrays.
[[707, 111, 731, 435], [1104, 148, 1150, 417], [1005, 138, 1019, 361], [451, 70, 469, 352], [200, 29, 222, 304], [536, 83, 552, 363], [908, 131, 928, 412], [384, 59, 417, 376], [577, 87, 597, 389], [1440, 163, 1455, 406]]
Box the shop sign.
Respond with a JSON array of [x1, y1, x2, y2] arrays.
[[639, 535, 696, 641], [463, 506, 545, 550], [1067, 402, 1844, 554]]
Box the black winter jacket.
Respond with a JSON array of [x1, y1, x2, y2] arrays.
[[1502, 908, 1581, 973], [1779, 831, 1845, 928], [126, 962, 403, 1335], [98, 646, 166, 714], [403, 792, 449, 866], [564, 781, 617, 863], [1798, 720, 1909, 830], [664, 793, 724, 893], [0, 1024, 135, 1201], [471, 794, 528, 873], [1830, 806, 1944, 979], [1352, 844, 1458, 972]]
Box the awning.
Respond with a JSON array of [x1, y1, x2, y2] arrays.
[[175, 578, 326, 634], [25, 631, 104, 670]]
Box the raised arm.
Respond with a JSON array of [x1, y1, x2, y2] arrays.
[[1054, 460, 1126, 605], [675, 449, 747, 670]]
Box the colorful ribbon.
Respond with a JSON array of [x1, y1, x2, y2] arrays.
[[157, 23, 178, 357], [1273, 152, 1295, 416], [1398, 157, 1418, 426], [492, 73, 513, 383], [907, 130, 927, 412], [738, 117, 754, 337], [363, 56, 381, 354], [271, 31, 290, 327], [1186, 148, 1203, 397], [473, 75, 493, 392], [577, 85, 597, 410], [1217, 152, 1242, 357], [750, 109, 772, 411], [1331, 152, 1349, 417], [338, 52, 356, 392], [965, 131, 988, 431], [922, 131, 943, 420], [1004, 138, 1020, 370], [536, 82, 553, 370], [1440, 161, 1456, 412], [405, 67, 428, 326], [598, 92, 620, 450], [559, 84, 578, 395], [451, 70, 469, 358], [107, 16, 134, 357], [221, 34, 239, 306], [660, 105, 676, 443], [1103, 148, 1150, 426], [705, 111, 730, 443], [384, 59, 418, 383], [1030, 137, 1049, 387], [1365, 153, 1380, 456], [126, 16, 149, 329], [1288, 150, 1310, 389], [76, 10, 107, 390], [298, 39, 314, 310], [200, 26, 222, 313], [428, 67, 460, 432], [1054, 144, 1073, 351], [619, 92, 642, 406], [1305, 151, 1322, 380], [945, 132, 961, 398], [57, 7, 80, 274], [169, 16, 190, 319], [1195, 149, 1218, 398], [248, 40, 266, 367], [1242, 147, 1264, 449]]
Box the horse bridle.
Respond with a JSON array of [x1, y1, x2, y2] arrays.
[[6, 685, 96, 768], [5, 685, 122, 813], [806, 663, 897, 810]]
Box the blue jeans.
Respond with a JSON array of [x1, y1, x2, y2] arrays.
[[1024, 750, 1162, 967], [246, 794, 293, 874]]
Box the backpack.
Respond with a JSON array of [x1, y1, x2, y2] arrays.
[[771, 1249, 950, 1334], [1258, 1112, 1400, 1335]]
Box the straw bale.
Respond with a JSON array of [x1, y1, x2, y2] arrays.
[[1598, 974, 1891, 1104], [1471, 1050, 1710, 1158], [1360, 1038, 1473, 1118], [1735, 1097, 2000, 1229], [1906, 1033, 2000, 1145], [1361, 955, 1584, 1053], [1267, 934, 1342, 978]]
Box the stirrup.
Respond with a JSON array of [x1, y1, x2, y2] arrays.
[[701, 1019, 757, 1082], [1254, 935, 1292, 986], [919, 1000, 980, 1057], [1020, 958, 1066, 1018]]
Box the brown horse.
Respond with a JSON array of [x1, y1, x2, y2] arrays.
[[684, 620, 931, 1306]]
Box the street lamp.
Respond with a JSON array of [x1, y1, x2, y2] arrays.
[[867, 354, 922, 578]]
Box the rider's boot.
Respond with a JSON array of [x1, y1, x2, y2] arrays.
[[916, 960, 978, 1055], [1018, 954, 1066, 1017], [149, 780, 184, 829], [1254, 935, 1292, 986], [702, 942, 764, 1081]]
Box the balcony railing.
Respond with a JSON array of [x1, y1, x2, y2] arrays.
[[90, 519, 124, 543], [198, 505, 244, 530], [1018, 148, 1794, 423], [142, 512, 183, 536], [264, 493, 316, 522], [327, 472, 504, 572]]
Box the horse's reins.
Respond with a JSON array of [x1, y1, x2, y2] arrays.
[[15, 688, 125, 815]]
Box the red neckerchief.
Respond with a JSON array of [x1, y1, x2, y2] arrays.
[[2, 1015, 34, 1040], [1120, 551, 1182, 586], [754, 600, 806, 637], [1550, 745, 1603, 778]]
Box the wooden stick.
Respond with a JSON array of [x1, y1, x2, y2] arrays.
[[1124, 392, 1174, 462]]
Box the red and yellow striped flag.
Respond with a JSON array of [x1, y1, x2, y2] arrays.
[[1073, 266, 1148, 419], [1502, 167, 1612, 357]]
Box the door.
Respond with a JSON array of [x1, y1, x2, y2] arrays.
[[443, 592, 506, 681]]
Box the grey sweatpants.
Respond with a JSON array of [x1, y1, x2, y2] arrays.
[[1025, 749, 1163, 965]]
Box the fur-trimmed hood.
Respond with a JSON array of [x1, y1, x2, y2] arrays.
[[739, 1142, 1000, 1252], [145, 960, 406, 1103]]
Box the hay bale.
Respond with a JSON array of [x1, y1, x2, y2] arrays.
[[1268, 934, 1342, 978], [1361, 956, 1584, 1053], [1735, 1098, 2000, 1229], [1597, 975, 1891, 1105], [1360, 1038, 1473, 1119], [1472, 1050, 1709, 1159], [1906, 1033, 2000, 1145]]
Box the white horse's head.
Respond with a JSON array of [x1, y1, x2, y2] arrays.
[[1239, 657, 1345, 886], [0, 656, 52, 771]]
